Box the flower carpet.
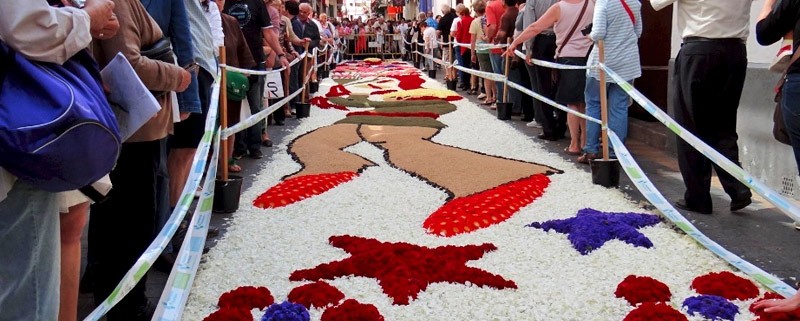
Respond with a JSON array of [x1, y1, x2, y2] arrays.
[[184, 60, 786, 321]]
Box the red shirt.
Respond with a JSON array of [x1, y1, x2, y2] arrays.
[[455, 15, 474, 54], [485, 0, 505, 54]]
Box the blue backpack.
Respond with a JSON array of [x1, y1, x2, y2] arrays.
[[0, 42, 121, 192]]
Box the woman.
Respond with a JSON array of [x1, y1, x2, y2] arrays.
[[455, 4, 474, 92], [757, 0, 800, 175], [579, 0, 641, 163], [471, 0, 496, 106], [219, 0, 257, 172], [89, 0, 190, 318], [505, 0, 594, 155]]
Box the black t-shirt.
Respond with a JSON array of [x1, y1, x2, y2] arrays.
[[757, 0, 800, 74], [224, 0, 273, 63], [437, 11, 457, 40]]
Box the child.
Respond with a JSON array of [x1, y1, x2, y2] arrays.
[[375, 26, 385, 53], [423, 21, 436, 71]]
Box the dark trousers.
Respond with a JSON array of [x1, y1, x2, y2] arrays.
[[89, 139, 162, 320], [525, 34, 564, 136], [235, 64, 266, 153], [513, 53, 534, 120], [673, 40, 751, 210]]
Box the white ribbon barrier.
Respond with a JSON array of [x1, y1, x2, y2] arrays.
[[221, 53, 305, 75], [512, 49, 592, 70], [152, 130, 222, 321], [607, 130, 797, 298], [449, 61, 508, 82], [83, 75, 222, 321], [452, 41, 510, 50], [600, 63, 800, 224]]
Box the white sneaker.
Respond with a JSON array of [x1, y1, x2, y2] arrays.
[[770, 39, 794, 73], [477, 93, 486, 100], [526, 120, 542, 128]]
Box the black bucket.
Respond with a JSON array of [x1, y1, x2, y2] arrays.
[[495, 102, 513, 120], [590, 158, 621, 188], [309, 81, 319, 94], [446, 79, 458, 90], [213, 175, 243, 213], [295, 102, 311, 118], [428, 68, 437, 79]]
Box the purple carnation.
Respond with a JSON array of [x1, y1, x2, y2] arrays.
[[261, 301, 310, 321], [528, 208, 661, 255], [682, 295, 739, 321]]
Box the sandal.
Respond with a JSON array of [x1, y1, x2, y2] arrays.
[[564, 147, 582, 156], [481, 99, 495, 106], [228, 158, 242, 173], [577, 152, 600, 164]]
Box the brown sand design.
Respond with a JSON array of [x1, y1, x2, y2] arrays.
[[287, 123, 375, 179]]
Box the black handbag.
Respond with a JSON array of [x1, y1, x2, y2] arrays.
[[141, 37, 175, 97]]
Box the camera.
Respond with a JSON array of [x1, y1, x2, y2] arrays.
[[581, 23, 593, 36]]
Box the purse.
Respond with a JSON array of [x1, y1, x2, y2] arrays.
[[0, 43, 121, 192], [141, 37, 176, 97], [773, 46, 800, 145], [226, 70, 250, 101]]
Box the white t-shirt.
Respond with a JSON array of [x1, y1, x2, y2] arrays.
[[423, 27, 437, 49]]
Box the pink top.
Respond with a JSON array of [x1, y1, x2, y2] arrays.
[[553, 0, 594, 58]]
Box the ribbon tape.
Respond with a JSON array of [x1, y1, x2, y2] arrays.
[[83, 74, 222, 321]]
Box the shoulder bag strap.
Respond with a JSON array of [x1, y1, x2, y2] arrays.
[[556, 0, 591, 58], [620, 0, 635, 25]]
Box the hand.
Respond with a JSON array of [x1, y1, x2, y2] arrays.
[[525, 51, 533, 66], [92, 13, 119, 39], [471, 54, 477, 63], [179, 112, 190, 121], [503, 46, 515, 57], [177, 69, 191, 92], [280, 56, 290, 68], [83, 0, 115, 37], [303, 38, 311, 44], [752, 297, 800, 313]]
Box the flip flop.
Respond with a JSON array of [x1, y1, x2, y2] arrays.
[[564, 147, 582, 156]]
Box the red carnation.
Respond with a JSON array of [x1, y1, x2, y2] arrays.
[[217, 286, 274, 311], [288, 281, 345, 309], [310, 97, 348, 110], [369, 89, 397, 95], [321, 299, 384, 321], [622, 302, 688, 321], [690, 271, 759, 300], [749, 292, 800, 321], [325, 85, 351, 97], [202, 308, 252, 321], [615, 275, 672, 306]]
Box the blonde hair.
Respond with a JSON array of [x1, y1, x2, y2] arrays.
[[456, 3, 470, 16]]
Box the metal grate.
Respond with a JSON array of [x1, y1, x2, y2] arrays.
[[781, 176, 796, 197]]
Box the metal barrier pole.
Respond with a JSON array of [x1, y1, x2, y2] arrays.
[[219, 46, 229, 180], [598, 40, 610, 161], [502, 38, 511, 103]]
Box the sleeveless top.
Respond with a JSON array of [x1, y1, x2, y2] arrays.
[[553, 0, 594, 58]]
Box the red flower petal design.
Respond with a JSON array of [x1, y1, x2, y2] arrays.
[[326, 85, 351, 97], [615, 275, 672, 306], [288, 281, 345, 309], [321, 299, 384, 321], [749, 292, 800, 321], [346, 111, 440, 119], [690, 271, 759, 301], [387, 74, 425, 90], [423, 174, 551, 237], [370, 89, 397, 95], [395, 95, 463, 102], [202, 308, 252, 321], [622, 302, 688, 321], [368, 84, 382, 89], [310, 97, 348, 111], [254, 172, 359, 209], [290, 235, 517, 305], [217, 286, 274, 310]]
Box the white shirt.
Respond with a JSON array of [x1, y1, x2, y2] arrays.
[[204, 2, 224, 53], [423, 27, 437, 49], [651, 0, 751, 40]]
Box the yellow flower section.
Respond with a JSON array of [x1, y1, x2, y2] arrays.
[[382, 88, 458, 101], [363, 58, 383, 63]]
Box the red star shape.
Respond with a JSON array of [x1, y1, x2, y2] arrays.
[[289, 235, 517, 305]]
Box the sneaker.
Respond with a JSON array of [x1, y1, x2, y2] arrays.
[[770, 39, 793, 73], [477, 93, 486, 100], [526, 120, 542, 128], [795, 221, 800, 230]]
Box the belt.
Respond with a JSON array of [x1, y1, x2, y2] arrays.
[[682, 37, 744, 44]]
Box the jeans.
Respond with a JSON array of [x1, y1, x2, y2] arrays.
[[583, 77, 632, 155], [490, 53, 505, 101], [0, 181, 60, 321], [782, 73, 800, 173]]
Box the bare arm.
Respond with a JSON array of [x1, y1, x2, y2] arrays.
[[262, 27, 289, 67]]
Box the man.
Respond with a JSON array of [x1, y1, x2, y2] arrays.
[[225, 0, 290, 159], [436, 4, 457, 42], [522, 0, 562, 138], [425, 11, 438, 29], [292, 3, 321, 103], [652, 0, 753, 214], [487, 0, 517, 103], [0, 3, 116, 320]]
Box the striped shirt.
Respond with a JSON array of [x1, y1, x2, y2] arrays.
[[586, 0, 642, 81]]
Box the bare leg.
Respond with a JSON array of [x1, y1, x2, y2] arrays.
[[168, 148, 195, 207], [576, 103, 586, 149], [567, 104, 582, 153], [59, 202, 89, 321]]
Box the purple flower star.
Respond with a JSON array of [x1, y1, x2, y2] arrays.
[[528, 208, 661, 255]]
